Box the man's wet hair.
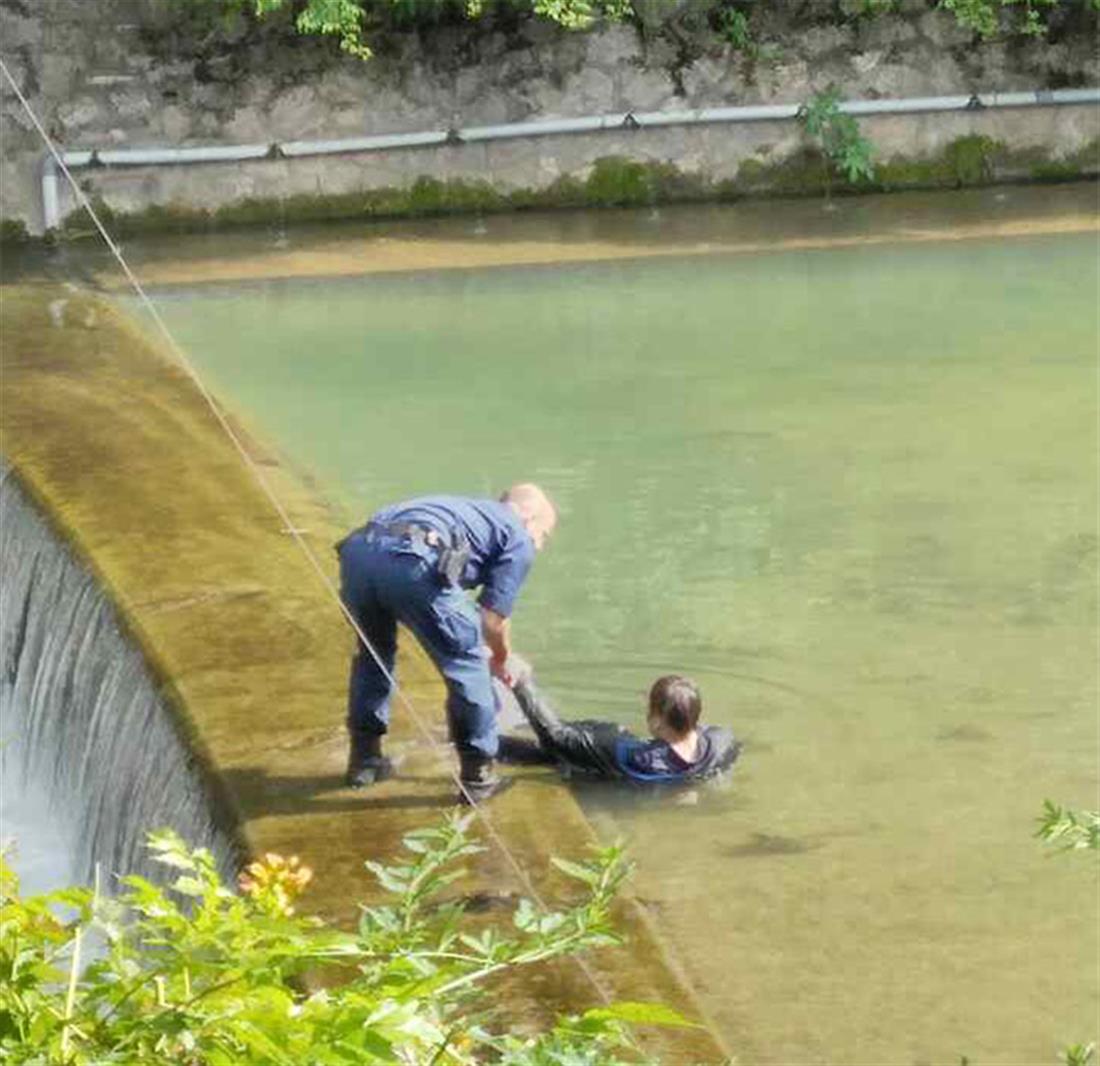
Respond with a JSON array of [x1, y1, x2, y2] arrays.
[[648, 675, 702, 737]]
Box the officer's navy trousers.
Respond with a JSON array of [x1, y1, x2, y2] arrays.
[[338, 530, 498, 759]]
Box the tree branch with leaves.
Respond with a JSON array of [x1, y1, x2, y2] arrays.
[[1, 814, 698, 1064]]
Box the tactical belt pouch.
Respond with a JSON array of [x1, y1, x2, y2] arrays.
[[435, 533, 471, 587], [339, 521, 470, 587]]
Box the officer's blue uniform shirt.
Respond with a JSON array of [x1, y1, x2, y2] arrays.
[[372, 495, 535, 617]]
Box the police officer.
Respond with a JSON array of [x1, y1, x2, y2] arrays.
[[337, 483, 557, 802]]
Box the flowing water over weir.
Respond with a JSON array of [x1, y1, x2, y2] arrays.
[[0, 461, 240, 889]]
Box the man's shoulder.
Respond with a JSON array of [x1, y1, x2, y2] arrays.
[[618, 728, 741, 782], [699, 725, 742, 770], [382, 496, 515, 530], [614, 737, 680, 779], [384, 494, 470, 515], [469, 499, 533, 546]]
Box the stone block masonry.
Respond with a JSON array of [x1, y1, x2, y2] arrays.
[[0, 1, 1097, 235]]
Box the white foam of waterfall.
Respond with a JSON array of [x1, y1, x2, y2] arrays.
[[0, 461, 241, 891]]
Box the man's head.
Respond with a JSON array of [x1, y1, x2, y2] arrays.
[[501, 483, 557, 551], [647, 675, 702, 741]]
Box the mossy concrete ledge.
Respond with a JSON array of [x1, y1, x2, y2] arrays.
[[20, 132, 1095, 245], [0, 283, 731, 1061]]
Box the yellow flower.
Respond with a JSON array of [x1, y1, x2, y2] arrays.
[[237, 853, 314, 914]]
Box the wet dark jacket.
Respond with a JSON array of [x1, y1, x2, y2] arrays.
[[510, 679, 741, 784]]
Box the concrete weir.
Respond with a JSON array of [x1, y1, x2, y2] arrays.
[[0, 283, 730, 1061]]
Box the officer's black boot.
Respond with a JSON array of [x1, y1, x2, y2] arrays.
[[345, 729, 393, 789], [457, 751, 511, 805]]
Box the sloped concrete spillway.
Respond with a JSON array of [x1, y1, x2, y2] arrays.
[[0, 283, 729, 1061], [1, 461, 240, 886]]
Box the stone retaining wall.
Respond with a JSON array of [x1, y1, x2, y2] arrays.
[[1, 0, 1098, 235]]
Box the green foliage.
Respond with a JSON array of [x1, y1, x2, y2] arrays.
[[714, 3, 753, 51], [943, 134, 1000, 184], [1064, 1043, 1097, 1066], [1035, 802, 1099, 1066], [584, 156, 654, 206], [958, 803, 1100, 1066], [874, 134, 1038, 190], [1, 814, 691, 1064], [532, 0, 598, 30], [598, 0, 635, 18], [179, 0, 1099, 61], [167, 0, 253, 37], [797, 87, 876, 186], [401, 175, 501, 214], [238, 0, 634, 56], [253, 0, 374, 56], [0, 218, 31, 246], [1036, 800, 1100, 852], [939, 0, 1006, 34], [937, 0, 1070, 37]]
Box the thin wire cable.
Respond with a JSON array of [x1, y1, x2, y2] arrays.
[[0, 55, 617, 1005]]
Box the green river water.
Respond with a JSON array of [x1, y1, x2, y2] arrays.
[[128, 186, 1096, 1063]]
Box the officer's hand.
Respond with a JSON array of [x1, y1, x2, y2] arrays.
[[489, 653, 514, 688], [505, 654, 533, 687]]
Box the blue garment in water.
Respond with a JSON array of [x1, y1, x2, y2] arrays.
[[509, 679, 742, 784]]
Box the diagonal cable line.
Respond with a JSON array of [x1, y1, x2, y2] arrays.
[[0, 54, 620, 1007]]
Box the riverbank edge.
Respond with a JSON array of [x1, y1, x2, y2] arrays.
[[3, 129, 1097, 248], [0, 283, 732, 1061]]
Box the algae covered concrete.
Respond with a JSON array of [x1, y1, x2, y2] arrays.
[[76, 185, 1100, 293], [0, 282, 731, 1060]]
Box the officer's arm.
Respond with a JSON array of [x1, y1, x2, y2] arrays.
[[481, 608, 512, 683]]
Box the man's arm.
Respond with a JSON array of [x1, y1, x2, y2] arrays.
[[481, 608, 513, 685], [477, 521, 536, 675], [512, 680, 623, 776]]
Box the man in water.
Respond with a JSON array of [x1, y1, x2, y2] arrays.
[[337, 484, 557, 802], [500, 669, 741, 785]]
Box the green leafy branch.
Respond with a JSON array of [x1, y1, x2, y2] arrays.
[[797, 86, 876, 187], [0, 813, 692, 1064], [1036, 801, 1098, 1066], [253, 0, 375, 57], [938, 0, 1061, 38], [1064, 1042, 1097, 1066], [1036, 799, 1100, 852], [241, 0, 634, 58], [178, 0, 1099, 61]]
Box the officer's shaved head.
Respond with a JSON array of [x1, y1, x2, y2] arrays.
[[501, 483, 557, 551]]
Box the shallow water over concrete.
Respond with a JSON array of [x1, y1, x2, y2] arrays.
[[95, 185, 1100, 1061]]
